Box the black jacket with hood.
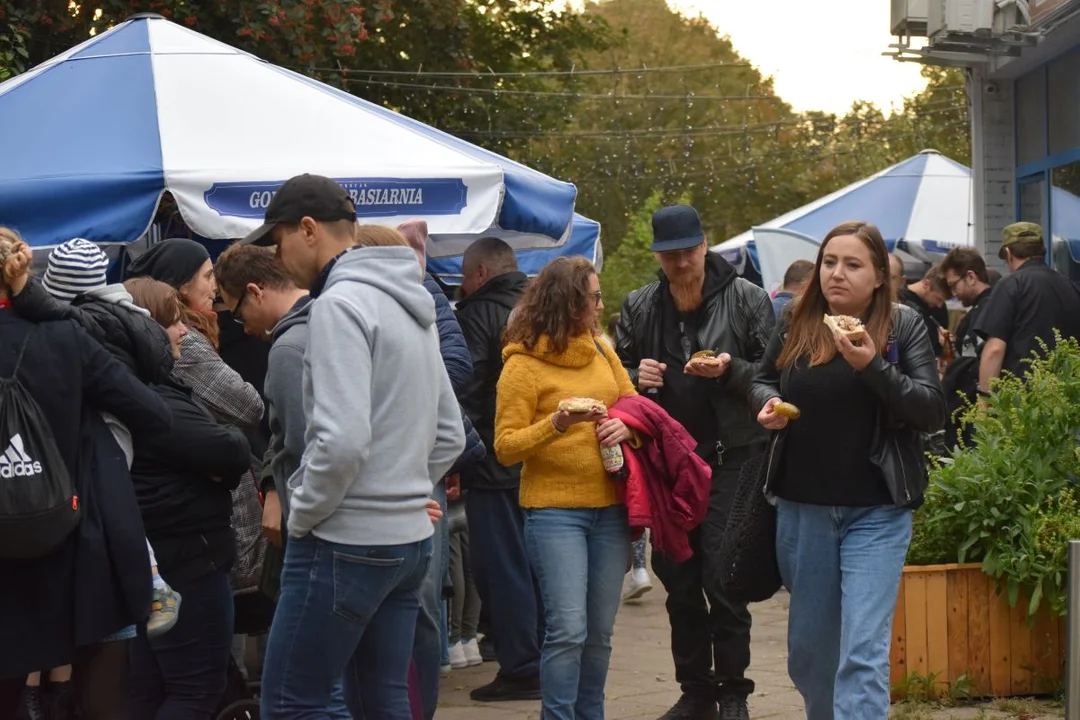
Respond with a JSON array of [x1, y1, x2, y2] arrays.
[[749, 304, 946, 508], [456, 270, 529, 490], [615, 253, 775, 453], [131, 381, 252, 586]]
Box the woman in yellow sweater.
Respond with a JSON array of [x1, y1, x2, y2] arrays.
[[495, 256, 636, 720]]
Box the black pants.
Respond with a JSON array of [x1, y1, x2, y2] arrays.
[[651, 446, 759, 699], [466, 488, 543, 680]]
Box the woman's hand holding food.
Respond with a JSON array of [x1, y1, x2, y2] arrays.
[[551, 398, 606, 432], [832, 328, 875, 371], [757, 396, 800, 430]]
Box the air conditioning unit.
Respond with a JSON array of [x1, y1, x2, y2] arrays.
[[928, 0, 995, 38], [892, 0, 929, 36]]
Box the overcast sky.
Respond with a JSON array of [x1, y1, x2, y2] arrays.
[[668, 0, 929, 115]]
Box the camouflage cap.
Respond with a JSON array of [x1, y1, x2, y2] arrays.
[[998, 221, 1044, 259]]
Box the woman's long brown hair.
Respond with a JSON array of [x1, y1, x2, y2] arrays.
[[504, 256, 597, 355], [777, 221, 893, 369], [124, 277, 183, 329]]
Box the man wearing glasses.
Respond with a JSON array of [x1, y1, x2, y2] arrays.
[[613, 204, 774, 720]]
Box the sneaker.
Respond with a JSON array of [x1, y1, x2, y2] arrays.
[[461, 637, 484, 667], [717, 694, 749, 720], [440, 663, 452, 677], [469, 674, 542, 702], [622, 567, 654, 602], [657, 693, 718, 720], [146, 587, 182, 638], [449, 641, 469, 669]]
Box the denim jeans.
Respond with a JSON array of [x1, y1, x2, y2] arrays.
[[260, 533, 433, 720], [127, 567, 234, 719], [775, 499, 912, 720], [525, 505, 629, 720], [414, 481, 448, 719]]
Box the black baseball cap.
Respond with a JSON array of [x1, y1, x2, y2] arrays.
[[241, 174, 358, 247], [651, 204, 706, 252]]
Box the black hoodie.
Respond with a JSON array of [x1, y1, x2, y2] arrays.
[[456, 270, 529, 490]]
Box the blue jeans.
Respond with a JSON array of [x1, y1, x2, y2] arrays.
[[127, 567, 234, 719], [775, 499, 912, 720], [414, 480, 448, 719], [260, 533, 433, 720], [525, 505, 629, 720]]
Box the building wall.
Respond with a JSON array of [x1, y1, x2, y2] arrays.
[[970, 67, 1016, 270]]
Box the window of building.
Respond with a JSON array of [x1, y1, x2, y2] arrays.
[[1017, 69, 1048, 167], [1048, 50, 1080, 156], [1051, 162, 1080, 278]]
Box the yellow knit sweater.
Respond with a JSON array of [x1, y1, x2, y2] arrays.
[[495, 332, 637, 509]]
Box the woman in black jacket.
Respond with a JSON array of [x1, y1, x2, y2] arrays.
[[0, 231, 172, 716], [121, 278, 252, 720], [749, 221, 945, 720]]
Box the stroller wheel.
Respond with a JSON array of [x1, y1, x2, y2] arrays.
[[216, 699, 260, 720]]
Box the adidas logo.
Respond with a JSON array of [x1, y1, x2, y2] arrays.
[[0, 434, 43, 479]]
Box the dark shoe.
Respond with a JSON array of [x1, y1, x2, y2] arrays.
[[478, 636, 496, 662], [657, 693, 718, 720], [17, 686, 44, 720], [718, 694, 750, 720], [44, 681, 74, 720], [469, 674, 542, 702]]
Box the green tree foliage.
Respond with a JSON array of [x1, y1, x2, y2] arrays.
[[600, 190, 664, 318], [0, 0, 610, 155]]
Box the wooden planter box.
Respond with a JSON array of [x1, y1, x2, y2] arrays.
[[889, 563, 1065, 699]]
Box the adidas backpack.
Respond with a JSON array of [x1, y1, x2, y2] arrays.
[[0, 329, 80, 559]]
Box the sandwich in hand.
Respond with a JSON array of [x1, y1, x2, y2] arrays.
[[690, 350, 717, 360], [823, 313, 866, 340], [557, 397, 608, 414]]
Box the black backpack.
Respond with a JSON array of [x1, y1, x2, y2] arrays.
[[0, 329, 80, 559]]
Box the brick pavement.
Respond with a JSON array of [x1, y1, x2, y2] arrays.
[[436, 585, 804, 719]]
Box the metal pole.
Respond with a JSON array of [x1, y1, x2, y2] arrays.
[[1067, 540, 1080, 720]]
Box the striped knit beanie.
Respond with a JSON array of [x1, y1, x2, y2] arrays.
[[41, 239, 110, 302]]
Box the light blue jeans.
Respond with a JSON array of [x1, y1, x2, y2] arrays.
[[775, 499, 912, 720], [525, 505, 630, 720]]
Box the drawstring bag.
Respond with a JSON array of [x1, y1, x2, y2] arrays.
[[716, 441, 782, 603], [0, 330, 81, 559]]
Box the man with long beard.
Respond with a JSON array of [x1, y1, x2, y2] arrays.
[[614, 204, 774, 720]]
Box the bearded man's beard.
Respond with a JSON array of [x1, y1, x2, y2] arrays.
[[668, 268, 705, 312]]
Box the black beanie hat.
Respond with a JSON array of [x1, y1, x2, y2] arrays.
[[126, 238, 211, 289]]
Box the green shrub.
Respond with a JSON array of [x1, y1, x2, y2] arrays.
[[907, 333, 1080, 619]]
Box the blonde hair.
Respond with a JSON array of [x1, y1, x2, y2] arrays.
[[354, 224, 409, 248], [0, 227, 25, 291]]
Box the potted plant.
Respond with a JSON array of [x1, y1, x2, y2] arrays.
[[890, 333, 1080, 699]]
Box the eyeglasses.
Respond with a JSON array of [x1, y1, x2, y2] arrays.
[[587, 291, 603, 307], [232, 291, 248, 326], [947, 273, 969, 292]]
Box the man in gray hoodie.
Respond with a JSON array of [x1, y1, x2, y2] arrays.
[[243, 174, 466, 719]]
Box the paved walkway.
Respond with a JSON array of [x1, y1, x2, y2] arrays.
[[436, 584, 803, 719], [435, 584, 1064, 719]]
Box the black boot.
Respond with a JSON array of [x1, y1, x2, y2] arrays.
[[657, 693, 718, 720], [717, 693, 750, 720], [17, 686, 45, 720], [469, 674, 542, 702], [45, 681, 74, 720]]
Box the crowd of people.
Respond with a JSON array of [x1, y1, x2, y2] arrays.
[[1, 169, 1079, 720]]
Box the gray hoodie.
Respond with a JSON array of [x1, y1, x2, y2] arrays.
[[264, 295, 313, 523], [286, 246, 466, 545]]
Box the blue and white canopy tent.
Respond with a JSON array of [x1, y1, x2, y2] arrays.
[[714, 149, 1080, 284], [0, 13, 584, 266], [428, 213, 603, 284], [713, 150, 974, 282]]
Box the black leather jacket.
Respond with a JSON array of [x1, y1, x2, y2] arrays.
[[615, 254, 775, 452], [749, 304, 947, 508]]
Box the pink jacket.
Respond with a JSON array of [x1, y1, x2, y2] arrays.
[[609, 396, 712, 563]]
